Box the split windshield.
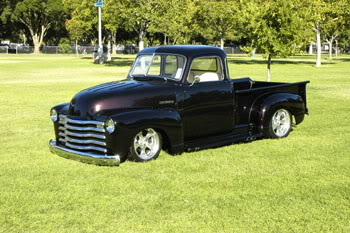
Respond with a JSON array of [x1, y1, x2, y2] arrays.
[[130, 54, 185, 81]]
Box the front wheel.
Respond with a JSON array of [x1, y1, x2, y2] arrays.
[[128, 128, 162, 162], [264, 108, 292, 138]]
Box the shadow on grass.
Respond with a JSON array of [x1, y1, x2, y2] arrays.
[[227, 58, 335, 66], [337, 57, 350, 62], [104, 58, 134, 67], [80, 56, 134, 67]]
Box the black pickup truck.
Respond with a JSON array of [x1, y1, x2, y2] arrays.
[[49, 45, 309, 166]]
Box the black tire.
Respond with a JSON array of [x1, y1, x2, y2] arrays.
[[264, 108, 292, 139], [128, 128, 162, 162]]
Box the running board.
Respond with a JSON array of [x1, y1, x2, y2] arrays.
[[185, 132, 263, 152]]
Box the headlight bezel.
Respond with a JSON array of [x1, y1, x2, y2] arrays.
[[50, 109, 58, 122], [105, 118, 115, 134]]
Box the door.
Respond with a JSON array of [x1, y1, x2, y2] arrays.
[[181, 56, 235, 140]]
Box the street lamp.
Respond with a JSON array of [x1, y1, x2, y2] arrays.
[[95, 0, 104, 64]]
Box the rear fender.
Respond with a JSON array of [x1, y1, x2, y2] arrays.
[[249, 93, 306, 132]]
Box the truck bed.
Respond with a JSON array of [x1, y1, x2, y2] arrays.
[[231, 77, 309, 126]]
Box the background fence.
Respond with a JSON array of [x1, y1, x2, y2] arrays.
[[0, 45, 33, 54], [0, 45, 247, 55]]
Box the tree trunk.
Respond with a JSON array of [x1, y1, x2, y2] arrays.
[[32, 34, 41, 54], [309, 42, 313, 55], [23, 33, 27, 45], [335, 39, 338, 57], [107, 40, 112, 61], [164, 34, 167, 45], [267, 54, 272, 82], [112, 32, 117, 55], [173, 34, 180, 45], [316, 23, 321, 67], [139, 31, 145, 51], [220, 37, 224, 50], [327, 38, 334, 60], [75, 40, 79, 57]]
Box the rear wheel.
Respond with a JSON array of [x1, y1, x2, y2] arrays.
[[264, 108, 292, 138], [128, 128, 162, 162]]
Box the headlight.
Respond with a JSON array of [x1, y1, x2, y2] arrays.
[[105, 118, 115, 134], [50, 109, 58, 122]]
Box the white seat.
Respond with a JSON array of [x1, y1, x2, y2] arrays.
[[199, 72, 219, 82]]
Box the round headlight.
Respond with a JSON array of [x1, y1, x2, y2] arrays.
[[50, 109, 58, 122], [106, 118, 115, 134]]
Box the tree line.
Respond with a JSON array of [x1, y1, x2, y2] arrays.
[[1, 0, 350, 79]]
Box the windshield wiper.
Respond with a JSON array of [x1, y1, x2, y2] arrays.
[[132, 74, 149, 81], [132, 75, 169, 83]]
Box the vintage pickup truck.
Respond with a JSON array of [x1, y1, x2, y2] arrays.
[[49, 45, 309, 166]]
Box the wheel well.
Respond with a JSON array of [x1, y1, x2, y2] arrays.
[[155, 128, 170, 151]]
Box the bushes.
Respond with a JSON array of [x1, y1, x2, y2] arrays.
[[58, 38, 72, 54]]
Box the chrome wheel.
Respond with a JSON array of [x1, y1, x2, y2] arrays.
[[271, 109, 291, 137], [133, 128, 161, 160]]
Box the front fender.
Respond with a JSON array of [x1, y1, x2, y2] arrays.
[[249, 93, 306, 132], [106, 108, 184, 157]]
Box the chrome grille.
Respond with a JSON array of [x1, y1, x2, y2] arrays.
[[58, 115, 107, 154]]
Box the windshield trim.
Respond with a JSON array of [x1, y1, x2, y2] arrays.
[[129, 53, 187, 82]]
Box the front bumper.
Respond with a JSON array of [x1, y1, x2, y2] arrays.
[[49, 140, 120, 166]]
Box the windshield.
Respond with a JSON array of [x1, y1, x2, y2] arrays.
[[130, 54, 185, 81]]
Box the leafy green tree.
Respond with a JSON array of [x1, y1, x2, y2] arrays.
[[240, 0, 309, 81], [63, 0, 96, 55], [322, 0, 349, 60], [150, 0, 198, 45], [1, 0, 24, 42], [306, 0, 328, 67], [103, 0, 123, 54], [121, 0, 164, 51], [195, 0, 239, 49], [0, 0, 11, 40], [8, 0, 66, 54]]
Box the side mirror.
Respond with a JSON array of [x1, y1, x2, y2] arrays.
[[194, 75, 200, 83], [190, 75, 200, 87]]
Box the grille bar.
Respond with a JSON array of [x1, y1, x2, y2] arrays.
[[59, 136, 106, 146], [64, 142, 107, 153], [59, 131, 106, 140], [58, 115, 107, 154], [59, 125, 105, 133], [59, 116, 105, 126]]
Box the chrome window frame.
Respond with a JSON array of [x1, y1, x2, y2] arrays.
[[129, 53, 187, 82], [186, 55, 225, 83]]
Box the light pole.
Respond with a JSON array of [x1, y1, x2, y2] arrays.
[[95, 0, 103, 63]]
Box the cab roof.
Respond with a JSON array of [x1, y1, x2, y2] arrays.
[[138, 45, 226, 60]]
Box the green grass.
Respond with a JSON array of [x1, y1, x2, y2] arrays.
[[0, 53, 349, 232]]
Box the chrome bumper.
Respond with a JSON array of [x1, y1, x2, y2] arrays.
[[49, 140, 120, 166]]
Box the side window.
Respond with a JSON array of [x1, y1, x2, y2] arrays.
[[148, 55, 161, 76], [187, 57, 223, 83], [164, 55, 185, 80]]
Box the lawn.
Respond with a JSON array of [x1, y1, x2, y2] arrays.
[[0, 53, 349, 233]]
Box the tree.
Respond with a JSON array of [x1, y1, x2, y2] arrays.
[[9, 0, 66, 54], [103, 0, 123, 54], [151, 0, 200, 45], [64, 0, 96, 55], [121, 0, 164, 51], [195, 0, 239, 49], [307, 0, 331, 66], [1, 0, 24, 42], [240, 0, 309, 81], [322, 0, 349, 60]]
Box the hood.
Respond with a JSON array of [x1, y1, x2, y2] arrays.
[[68, 80, 177, 118]]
